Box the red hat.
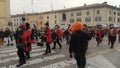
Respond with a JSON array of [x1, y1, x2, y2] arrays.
[[19, 24, 26, 29], [72, 22, 83, 32]]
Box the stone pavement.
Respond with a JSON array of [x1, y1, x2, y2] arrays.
[[0, 37, 120, 68]]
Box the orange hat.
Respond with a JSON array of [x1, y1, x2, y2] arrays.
[[72, 22, 83, 32]]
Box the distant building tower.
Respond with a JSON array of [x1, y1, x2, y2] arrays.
[[0, 0, 11, 30]]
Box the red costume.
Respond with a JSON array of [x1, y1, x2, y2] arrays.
[[21, 30, 31, 52], [45, 28, 52, 43]]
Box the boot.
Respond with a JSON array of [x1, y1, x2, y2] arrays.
[[110, 44, 114, 49], [16, 61, 26, 67], [43, 53, 48, 55]]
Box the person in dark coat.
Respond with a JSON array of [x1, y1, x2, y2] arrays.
[[31, 25, 38, 42], [4, 28, 12, 46], [69, 22, 91, 68], [52, 25, 62, 49], [15, 25, 26, 67]]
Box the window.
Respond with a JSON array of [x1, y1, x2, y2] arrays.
[[70, 19, 74, 23], [95, 17, 102, 21], [96, 10, 100, 14], [76, 18, 82, 22], [71, 13, 74, 17], [109, 17, 113, 22], [118, 18, 120, 22], [54, 20, 57, 24], [8, 22, 12, 26], [47, 16, 49, 19], [118, 13, 120, 16], [114, 18, 116, 22], [55, 15, 57, 18], [62, 13, 66, 21], [76, 12, 82, 16], [109, 10, 112, 15], [19, 19, 21, 21], [14, 23, 16, 26], [14, 19, 16, 21], [85, 18, 91, 22], [86, 11, 89, 15], [114, 12, 116, 15]]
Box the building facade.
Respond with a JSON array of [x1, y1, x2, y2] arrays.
[[0, 0, 11, 30], [11, 2, 120, 29], [11, 13, 44, 31]]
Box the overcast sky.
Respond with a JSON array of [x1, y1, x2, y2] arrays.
[[10, 0, 120, 15]]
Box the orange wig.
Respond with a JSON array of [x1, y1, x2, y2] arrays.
[[72, 22, 83, 32]]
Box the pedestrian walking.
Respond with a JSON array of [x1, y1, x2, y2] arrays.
[[69, 22, 91, 68]]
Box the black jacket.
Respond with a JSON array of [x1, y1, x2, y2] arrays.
[[69, 30, 91, 54], [4, 30, 11, 37], [51, 32, 57, 41], [0, 31, 4, 38]]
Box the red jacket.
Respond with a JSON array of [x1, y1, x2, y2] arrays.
[[95, 29, 102, 39], [45, 28, 52, 43], [21, 29, 31, 52], [56, 28, 62, 39]]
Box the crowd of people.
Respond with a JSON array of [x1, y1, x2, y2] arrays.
[[1, 22, 120, 68], [0, 28, 14, 46]]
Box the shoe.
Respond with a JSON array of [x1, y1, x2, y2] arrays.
[[48, 51, 51, 53], [25, 56, 31, 59], [11, 44, 13, 46], [16, 62, 25, 67], [26, 57, 30, 59], [43, 53, 48, 55], [59, 47, 62, 49], [52, 48, 55, 49]]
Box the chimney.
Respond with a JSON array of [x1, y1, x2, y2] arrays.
[[84, 3, 87, 7]]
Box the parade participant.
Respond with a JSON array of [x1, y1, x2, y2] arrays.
[[24, 23, 32, 59], [108, 24, 117, 48], [64, 24, 72, 44], [63, 29, 69, 44], [118, 27, 120, 42], [83, 24, 91, 50], [52, 25, 62, 49], [31, 24, 38, 42], [15, 24, 26, 67], [69, 22, 91, 68], [95, 25, 102, 46], [43, 22, 52, 55], [107, 28, 111, 45]]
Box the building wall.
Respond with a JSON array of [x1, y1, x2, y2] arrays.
[[11, 3, 120, 29], [0, 0, 11, 30]]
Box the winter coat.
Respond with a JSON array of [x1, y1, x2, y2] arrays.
[[69, 30, 91, 54]]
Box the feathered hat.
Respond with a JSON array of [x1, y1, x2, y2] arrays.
[[72, 22, 83, 32]]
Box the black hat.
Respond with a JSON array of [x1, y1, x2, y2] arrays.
[[45, 22, 49, 26], [25, 23, 30, 29]]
